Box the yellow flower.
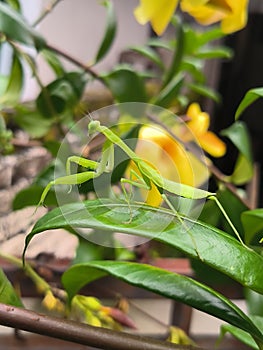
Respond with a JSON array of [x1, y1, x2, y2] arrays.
[[181, 102, 226, 157], [180, 0, 248, 33], [134, 0, 179, 35], [128, 124, 209, 207], [134, 0, 248, 35]]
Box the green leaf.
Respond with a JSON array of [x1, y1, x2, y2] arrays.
[[241, 209, 263, 245], [95, 0, 117, 63], [152, 73, 184, 107], [245, 289, 263, 317], [25, 199, 263, 294], [5, 0, 20, 11], [61, 260, 263, 343], [102, 67, 148, 103], [187, 83, 221, 103], [195, 46, 233, 59], [36, 72, 86, 118], [0, 53, 23, 106], [235, 88, 263, 120], [41, 49, 65, 77], [222, 121, 253, 185], [0, 268, 23, 307], [129, 45, 164, 69], [0, 2, 45, 49], [12, 185, 57, 210], [219, 316, 263, 349], [195, 26, 224, 46], [14, 105, 53, 138], [163, 23, 184, 86]]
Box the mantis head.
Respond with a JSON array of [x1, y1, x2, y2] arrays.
[[88, 120, 101, 135]]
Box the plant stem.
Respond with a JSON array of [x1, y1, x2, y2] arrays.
[[33, 0, 63, 27], [45, 43, 103, 82], [0, 252, 50, 294], [0, 303, 199, 350]]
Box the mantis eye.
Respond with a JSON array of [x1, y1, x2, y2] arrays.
[[88, 120, 100, 135]]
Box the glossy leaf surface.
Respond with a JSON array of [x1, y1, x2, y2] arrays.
[[62, 260, 263, 342], [25, 199, 263, 294]]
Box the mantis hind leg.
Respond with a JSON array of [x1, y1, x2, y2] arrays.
[[161, 194, 203, 261], [209, 195, 245, 246], [120, 169, 151, 224]]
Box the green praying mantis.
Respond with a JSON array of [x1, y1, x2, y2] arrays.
[[37, 120, 244, 248]]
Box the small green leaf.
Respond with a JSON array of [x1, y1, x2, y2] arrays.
[[129, 45, 164, 69], [153, 73, 184, 107], [0, 53, 23, 106], [235, 88, 263, 120], [62, 260, 263, 343], [14, 106, 53, 138], [219, 316, 263, 350], [163, 23, 184, 86], [41, 49, 65, 77], [222, 121, 253, 185], [241, 209, 263, 245], [12, 185, 57, 210], [101, 67, 148, 103], [36, 72, 86, 118], [195, 46, 233, 59], [24, 199, 263, 294], [0, 268, 23, 307], [188, 83, 221, 103], [95, 0, 117, 64], [0, 2, 45, 49], [196, 26, 224, 46]]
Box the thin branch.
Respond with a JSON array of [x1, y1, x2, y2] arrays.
[[33, 0, 63, 27], [45, 42, 103, 82], [0, 304, 200, 350]]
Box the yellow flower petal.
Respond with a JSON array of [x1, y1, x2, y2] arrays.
[[220, 0, 248, 34], [180, 0, 248, 33], [127, 124, 209, 207], [134, 0, 179, 35], [198, 130, 226, 157]]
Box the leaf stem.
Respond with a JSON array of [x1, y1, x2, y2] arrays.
[[0, 251, 50, 294]]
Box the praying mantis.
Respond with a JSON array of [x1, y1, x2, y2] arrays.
[[37, 120, 244, 248]]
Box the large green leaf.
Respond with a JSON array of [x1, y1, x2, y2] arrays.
[[61, 260, 263, 343], [235, 88, 263, 120], [0, 268, 23, 307], [222, 121, 253, 185], [0, 2, 45, 49], [24, 199, 263, 294], [94, 0, 117, 64], [101, 67, 148, 103]]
